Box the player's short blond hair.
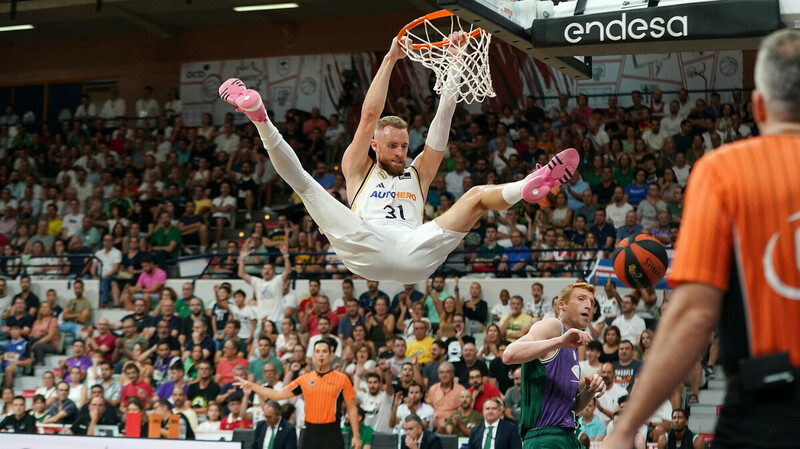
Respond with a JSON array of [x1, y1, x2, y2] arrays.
[[557, 282, 596, 306], [376, 115, 408, 134]]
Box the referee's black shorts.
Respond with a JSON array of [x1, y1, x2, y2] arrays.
[[299, 422, 345, 449], [711, 381, 800, 449]]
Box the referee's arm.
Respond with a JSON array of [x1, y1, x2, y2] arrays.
[[346, 397, 362, 449], [234, 376, 296, 401]]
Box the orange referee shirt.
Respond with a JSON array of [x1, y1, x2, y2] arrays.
[[288, 369, 355, 424], [669, 135, 800, 368]]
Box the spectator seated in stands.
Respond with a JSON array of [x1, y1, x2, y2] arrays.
[[72, 385, 119, 433], [657, 408, 704, 449], [60, 279, 93, 340], [216, 339, 248, 385], [466, 397, 521, 449], [391, 382, 434, 433], [183, 317, 216, 362], [145, 398, 195, 440], [577, 398, 606, 446], [445, 388, 481, 437], [121, 254, 165, 310], [12, 274, 40, 316], [188, 359, 220, 417], [499, 296, 531, 343], [150, 210, 182, 269], [177, 201, 208, 254], [400, 413, 442, 449], [69, 395, 118, 436], [59, 339, 92, 382], [0, 395, 36, 433], [219, 393, 252, 430], [210, 180, 237, 249], [44, 381, 78, 424], [467, 368, 501, 413], [425, 361, 465, 432], [29, 301, 59, 366], [616, 211, 644, 244], [496, 230, 531, 277], [2, 322, 31, 388]]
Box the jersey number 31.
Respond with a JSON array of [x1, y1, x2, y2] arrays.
[[384, 205, 406, 220]]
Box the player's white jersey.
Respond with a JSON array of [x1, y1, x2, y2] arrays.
[[350, 163, 425, 227]]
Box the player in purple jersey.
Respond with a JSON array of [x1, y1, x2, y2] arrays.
[[503, 282, 606, 449]]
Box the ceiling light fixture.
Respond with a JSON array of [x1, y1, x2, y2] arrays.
[[234, 3, 300, 12], [0, 24, 35, 32]]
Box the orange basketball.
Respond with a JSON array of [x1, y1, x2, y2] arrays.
[[612, 234, 668, 289]]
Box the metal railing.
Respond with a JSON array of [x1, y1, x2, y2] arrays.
[[0, 253, 100, 280], [169, 246, 617, 280]]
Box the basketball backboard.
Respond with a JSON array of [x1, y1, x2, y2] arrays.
[[438, 0, 793, 80], [437, 0, 593, 79]]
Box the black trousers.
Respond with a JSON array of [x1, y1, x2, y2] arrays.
[[299, 422, 345, 449]]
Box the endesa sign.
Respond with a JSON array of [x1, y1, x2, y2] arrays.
[[531, 0, 781, 48]]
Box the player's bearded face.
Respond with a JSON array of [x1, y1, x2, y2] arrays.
[[375, 127, 409, 176]]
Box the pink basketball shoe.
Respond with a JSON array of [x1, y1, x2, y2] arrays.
[[520, 148, 580, 203], [218, 78, 267, 123]]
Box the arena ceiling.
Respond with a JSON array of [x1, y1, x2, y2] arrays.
[[0, 0, 438, 43]]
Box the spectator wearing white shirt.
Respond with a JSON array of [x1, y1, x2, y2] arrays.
[[61, 199, 84, 239], [99, 87, 126, 129], [210, 181, 237, 248], [490, 290, 511, 325], [92, 234, 122, 307], [660, 101, 682, 136], [74, 94, 97, 120], [214, 122, 240, 154], [229, 290, 258, 344], [445, 157, 470, 198], [605, 186, 634, 228], [390, 382, 434, 433], [135, 86, 160, 129], [587, 117, 610, 154], [35, 371, 58, 407], [70, 168, 94, 205], [495, 208, 527, 248], [238, 243, 294, 326], [641, 119, 668, 152], [727, 111, 753, 142], [671, 152, 691, 188], [611, 295, 647, 344], [324, 114, 347, 156], [163, 87, 182, 120], [676, 88, 693, 120]]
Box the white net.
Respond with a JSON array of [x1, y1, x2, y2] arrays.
[[401, 13, 495, 104]]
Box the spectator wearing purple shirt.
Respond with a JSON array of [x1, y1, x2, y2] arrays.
[[156, 362, 189, 404], [59, 340, 92, 383]]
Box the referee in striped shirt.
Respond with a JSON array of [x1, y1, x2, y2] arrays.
[[236, 337, 361, 449]]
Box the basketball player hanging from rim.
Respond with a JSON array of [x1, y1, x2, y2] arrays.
[[218, 31, 579, 284]]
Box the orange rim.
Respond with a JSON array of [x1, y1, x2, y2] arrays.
[[398, 9, 484, 51]]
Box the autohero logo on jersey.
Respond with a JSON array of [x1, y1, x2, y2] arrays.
[[370, 190, 417, 201], [531, 0, 781, 48]]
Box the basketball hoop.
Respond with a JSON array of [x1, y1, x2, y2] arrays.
[[398, 10, 495, 104]]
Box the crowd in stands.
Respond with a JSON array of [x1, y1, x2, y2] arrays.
[[0, 84, 756, 285], [0, 271, 715, 448], [0, 83, 739, 446]]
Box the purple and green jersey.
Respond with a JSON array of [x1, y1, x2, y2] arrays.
[[519, 327, 581, 438]]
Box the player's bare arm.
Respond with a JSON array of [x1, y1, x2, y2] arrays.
[[503, 317, 591, 364], [342, 37, 407, 201], [345, 398, 362, 449], [412, 31, 467, 193]]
